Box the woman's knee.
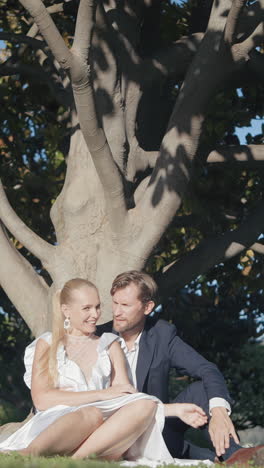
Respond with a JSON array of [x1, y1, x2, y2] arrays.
[[136, 399, 157, 418], [78, 407, 103, 428], [145, 399, 157, 414]]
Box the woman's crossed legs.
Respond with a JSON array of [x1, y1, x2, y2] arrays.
[[20, 399, 157, 460]]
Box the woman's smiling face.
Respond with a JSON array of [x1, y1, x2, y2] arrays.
[[62, 285, 101, 336]]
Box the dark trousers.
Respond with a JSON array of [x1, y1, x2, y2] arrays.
[[162, 381, 241, 461]]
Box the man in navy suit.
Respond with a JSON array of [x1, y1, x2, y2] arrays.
[[98, 270, 263, 464]]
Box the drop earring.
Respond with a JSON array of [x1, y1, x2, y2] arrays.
[[64, 317, 71, 330]]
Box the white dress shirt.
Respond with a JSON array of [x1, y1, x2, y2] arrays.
[[119, 333, 142, 388]]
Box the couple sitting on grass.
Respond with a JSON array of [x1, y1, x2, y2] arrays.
[[0, 271, 263, 465]]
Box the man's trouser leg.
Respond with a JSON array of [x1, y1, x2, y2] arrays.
[[163, 381, 241, 461]]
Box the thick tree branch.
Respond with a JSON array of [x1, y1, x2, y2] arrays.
[[206, 0, 231, 31], [104, 3, 202, 87], [0, 2, 65, 51], [93, 1, 127, 172], [224, 0, 246, 45], [111, 33, 204, 159], [240, 22, 264, 56], [207, 145, 264, 164], [125, 34, 204, 179], [97, 27, 202, 88], [126, 140, 159, 181], [0, 223, 49, 336], [73, 0, 94, 58], [19, 0, 72, 70], [133, 176, 151, 206], [237, 0, 264, 42], [131, 0, 235, 258], [104, 0, 142, 75], [251, 242, 264, 255], [0, 180, 54, 262], [140, 34, 204, 86], [98, 1, 143, 170], [158, 200, 264, 295], [70, 0, 127, 230], [44, 2, 64, 15], [125, 81, 142, 158], [134, 144, 159, 172], [23, 3, 72, 90], [22, 0, 78, 41]]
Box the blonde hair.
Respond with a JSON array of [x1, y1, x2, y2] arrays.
[[48, 278, 97, 386]]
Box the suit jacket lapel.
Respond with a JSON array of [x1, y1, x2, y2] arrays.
[[136, 325, 156, 391]]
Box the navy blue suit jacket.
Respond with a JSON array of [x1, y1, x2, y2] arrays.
[[97, 317, 231, 404]]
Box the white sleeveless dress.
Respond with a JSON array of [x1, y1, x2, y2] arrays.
[[0, 332, 212, 466]]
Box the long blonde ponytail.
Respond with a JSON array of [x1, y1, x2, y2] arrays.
[[48, 290, 65, 386]]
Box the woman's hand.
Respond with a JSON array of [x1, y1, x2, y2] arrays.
[[165, 403, 208, 428], [100, 384, 137, 400]]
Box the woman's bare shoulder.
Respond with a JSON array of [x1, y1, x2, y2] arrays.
[[34, 336, 50, 355]]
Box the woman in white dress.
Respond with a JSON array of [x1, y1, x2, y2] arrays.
[[0, 278, 207, 462]]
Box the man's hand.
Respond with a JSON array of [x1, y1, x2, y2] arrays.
[[209, 407, 239, 457]]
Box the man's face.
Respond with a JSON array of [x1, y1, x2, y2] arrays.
[[112, 283, 154, 334]]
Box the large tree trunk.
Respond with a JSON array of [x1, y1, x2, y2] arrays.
[[48, 128, 147, 320]]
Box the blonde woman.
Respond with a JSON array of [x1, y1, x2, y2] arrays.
[[0, 278, 175, 461]]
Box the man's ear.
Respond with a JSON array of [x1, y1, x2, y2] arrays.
[[61, 304, 70, 318], [144, 301, 155, 316]]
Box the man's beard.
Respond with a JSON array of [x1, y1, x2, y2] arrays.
[[113, 317, 145, 335], [113, 318, 128, 333]]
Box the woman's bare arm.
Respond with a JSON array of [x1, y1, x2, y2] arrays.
[[109, 340, 136, 389], [31, 338, 136, 411], [164, 402, 208, 428]]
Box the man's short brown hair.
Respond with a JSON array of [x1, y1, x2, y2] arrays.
[[110, 270, 158, 304]]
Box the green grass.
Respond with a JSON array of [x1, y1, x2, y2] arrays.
[[0, 454, 119, 468], [0, 453, 263, 468]]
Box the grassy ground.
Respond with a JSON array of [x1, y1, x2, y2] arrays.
[[0, 453, 264, 468], [0, 454, 120, 468]]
